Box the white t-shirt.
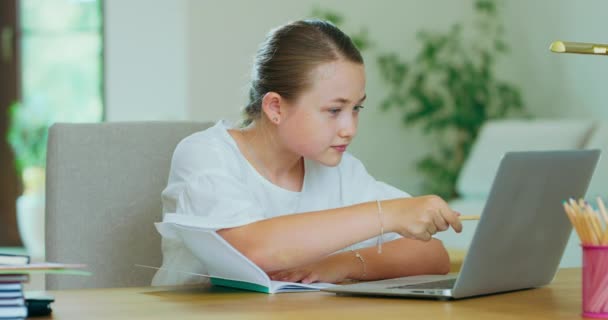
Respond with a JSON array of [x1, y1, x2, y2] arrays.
[[152, 121, 411, 286]]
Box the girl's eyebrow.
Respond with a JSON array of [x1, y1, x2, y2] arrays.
[[329, 94, 367, 104]]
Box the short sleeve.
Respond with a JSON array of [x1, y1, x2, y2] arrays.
[[174, 171, 265, 229], [161, 128, 266, 230]]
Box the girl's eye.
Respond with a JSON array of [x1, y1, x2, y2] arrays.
[[328, 105, 364, 115], [328, 108, 341, 115]]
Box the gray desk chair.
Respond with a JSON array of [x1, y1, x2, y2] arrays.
[[45, 121, 213, 290]]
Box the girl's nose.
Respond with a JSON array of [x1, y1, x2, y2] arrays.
[[338, 117, 357, 138]]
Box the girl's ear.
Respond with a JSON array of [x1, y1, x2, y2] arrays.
[[261, 92, 283, 125]]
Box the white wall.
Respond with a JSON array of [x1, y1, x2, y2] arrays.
[[500, 0, 608, 119], [104, 0, 190, 121]]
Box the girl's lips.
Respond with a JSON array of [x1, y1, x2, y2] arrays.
[[332, 145, 347, 152]]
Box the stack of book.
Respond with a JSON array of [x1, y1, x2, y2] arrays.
[[0, 253, 90, 319], [0, 254, 29, 319]]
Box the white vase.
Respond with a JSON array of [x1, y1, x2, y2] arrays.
[[16, 167, 46, 260]]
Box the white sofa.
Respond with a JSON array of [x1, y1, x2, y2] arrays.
[[434, 119, 607, 267]]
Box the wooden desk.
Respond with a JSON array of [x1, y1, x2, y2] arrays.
[[41, 268, 583, 319]]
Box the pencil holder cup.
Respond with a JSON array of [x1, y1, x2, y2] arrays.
[[583, 245, 608, 318]]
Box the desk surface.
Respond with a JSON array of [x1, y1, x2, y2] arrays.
[[41, 268, 583, 320]]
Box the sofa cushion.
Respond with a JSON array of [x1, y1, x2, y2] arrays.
[[457, 119, 594, 197]]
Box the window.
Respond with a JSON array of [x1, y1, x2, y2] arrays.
[[20, 0, 104, 122], [0, 0, 104, 247]]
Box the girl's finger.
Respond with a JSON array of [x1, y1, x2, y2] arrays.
[[286, 270, 307, 282], [270, 272, 285, 280], [433, 212, 449, 231], [441, 208, 462, 233], [417, 231, 432, 241], [301, 272, 318, 284]]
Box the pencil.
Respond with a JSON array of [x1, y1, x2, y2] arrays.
[[597, 198, 608, 245], [563, 198, 608, 245], [459, 215, 480, 221]]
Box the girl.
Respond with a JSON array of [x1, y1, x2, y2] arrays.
[[153, 19, 462, 286]]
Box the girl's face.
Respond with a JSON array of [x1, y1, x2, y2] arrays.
[[278, 60, 366, 167]]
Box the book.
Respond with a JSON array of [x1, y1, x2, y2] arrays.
[[0, 274, 29, 283], [0, 297, 25, 306], [155, 218, 336, 294], [0, 263, 90, 276], [0, 305, 27, 318], [0, 290, 22, 299], [0, 254, 29, 266], [0, 283, 22, 292]]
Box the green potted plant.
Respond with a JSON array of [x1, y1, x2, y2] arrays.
[[6, 100, 52, 259], [313, 0, 527, 199]]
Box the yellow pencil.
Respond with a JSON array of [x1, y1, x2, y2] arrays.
[[459, 215, 480, 221], [563, 198, 608, 245], [597, 197, 608, 244], [564, 202, 584, 243]]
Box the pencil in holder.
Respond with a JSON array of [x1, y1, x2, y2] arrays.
[[583, 245, 608, 318], [563, 197, 608, 318]]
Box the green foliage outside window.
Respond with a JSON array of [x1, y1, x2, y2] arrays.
[[6, 0, 103, 177], [6, 101, 51, 177]]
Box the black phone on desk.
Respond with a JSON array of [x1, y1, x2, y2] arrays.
[[25, 292, 54, 317]]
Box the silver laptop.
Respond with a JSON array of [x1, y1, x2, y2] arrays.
[[323, 150, 600, 299]]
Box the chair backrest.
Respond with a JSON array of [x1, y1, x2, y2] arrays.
[[45, 121, 213, 290]]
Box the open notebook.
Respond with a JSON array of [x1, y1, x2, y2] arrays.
[[155, 219, 335, 293]]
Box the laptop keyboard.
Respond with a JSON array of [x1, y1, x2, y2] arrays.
[[389, 278, 457, 290]]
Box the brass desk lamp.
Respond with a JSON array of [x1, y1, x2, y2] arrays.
[[550, 41, 608, 55]]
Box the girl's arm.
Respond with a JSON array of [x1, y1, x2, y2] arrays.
[[353, 237, 451, 279], [269, 237, 449, 284], [217, 195, 461, 272]]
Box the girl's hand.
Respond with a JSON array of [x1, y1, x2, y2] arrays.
[[383, 195, 462, 241], [267, 253, 355, 284]]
